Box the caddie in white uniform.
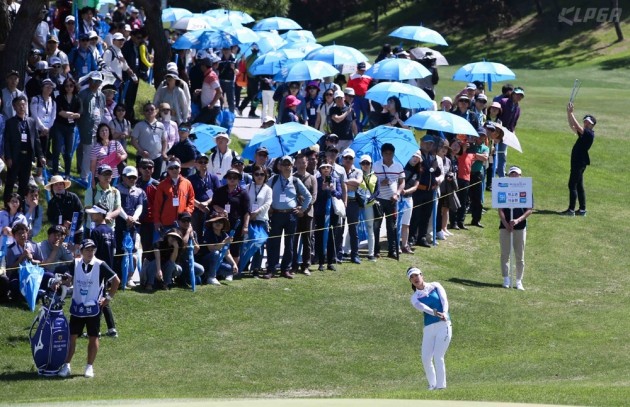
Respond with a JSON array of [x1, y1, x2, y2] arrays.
[[58, 239, 120, 379]]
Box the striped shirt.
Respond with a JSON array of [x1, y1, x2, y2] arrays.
[[372, 160, 404, 200]]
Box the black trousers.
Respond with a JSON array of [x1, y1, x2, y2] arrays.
[[373, 198, 397, 256], [410, 190, 434, 243], [469, 171, 484, 223], [568, 165, 587, 210], [4, 152, 33, 201]]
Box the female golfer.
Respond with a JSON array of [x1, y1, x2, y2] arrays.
[[408, 266, 452, 390]]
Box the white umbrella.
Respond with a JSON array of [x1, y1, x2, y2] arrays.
[[409, 47, 449, 66], [494, 123, 522, 153]]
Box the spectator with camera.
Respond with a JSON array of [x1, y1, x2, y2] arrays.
[[314, 162, 342, 271]]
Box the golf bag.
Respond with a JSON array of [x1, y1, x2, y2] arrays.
[[29, 284, 69, 376]]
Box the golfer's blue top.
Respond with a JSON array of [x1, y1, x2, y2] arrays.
[[411, 282, 450, 327]]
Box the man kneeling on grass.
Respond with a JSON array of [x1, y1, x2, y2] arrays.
[[57, 239, 120, 378]]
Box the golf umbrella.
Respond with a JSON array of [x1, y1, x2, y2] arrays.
[[172, 28, 249, 50], [190, 123, 227, 154], [250, 48, 305, 75], [219, 22, 259, 45], [405, 111, 479, 137], [279, 41, 322, 55], [252, 31, 285, 54], [162, 7, 193, 28], [452, 61, 515, 91], [121, 231, 134, 291], [274, 60, 338, 82], [494, 122, 522, 153], [409, 47, 449, 65], [253, 16, 302, 31], [242, 122, 324, 160], [365, 82, 434, 110], [239, 222, 269, 270], [304, 45, 368, 66], [204, 9, 254, 25], [171, 14, 215, 31], [281, 30, 317, 43], [365, 58, 431, 81], [19, 262, 45, 312], [188, 237, 196, 292], [349, 125, 419, 168], [389, 25, 448, 46]]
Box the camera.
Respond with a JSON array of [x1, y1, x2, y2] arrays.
[[325, 176, 332, 183]]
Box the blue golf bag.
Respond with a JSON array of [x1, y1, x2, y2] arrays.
[[29, 284, 69, 376]]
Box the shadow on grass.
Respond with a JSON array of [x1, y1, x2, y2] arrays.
[[447, 277, 502, 288], [0, 371, 44, 382], [533, 209, 567, 216], [599, 54, 630, 70]]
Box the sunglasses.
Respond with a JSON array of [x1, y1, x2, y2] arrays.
[[360, 161, 370, 165], [53, 65, 62, 68], [144, 107, 155, 112], [343, 156, 354, 160], [167, 166, 180, 170], [477, 100, 487, 104], [141, 166, 153, 170], [253, 172, 265, 177], [325, 93, 333, 97], [225, 176, 239, 180], [179, 219, 191, 223], [80, 39, 89, 42]]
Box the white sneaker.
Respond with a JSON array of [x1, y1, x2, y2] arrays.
[[208, 278, 221, 286], [126, 280, 136, 288], [58, 363, 71, 377], [516, 280, 525, 291], [84, 364, 94, 378], [436, 231, 446, 240], [225, 275, 233, 282], [443, 229, 453, 237], [502, 277, 510, 288]]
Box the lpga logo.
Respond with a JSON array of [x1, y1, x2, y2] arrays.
[[558, 7, 622, 26]]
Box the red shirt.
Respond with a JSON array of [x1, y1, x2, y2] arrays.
[[347, 74, 372, 97], [456, 152, 475, 182]]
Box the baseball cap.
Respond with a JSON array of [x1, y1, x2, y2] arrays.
[[326, 133, 339, 140], [359, 154, 372, 163], [421, 135, 435, 143], [178, 211, 192, 220], [35, 61, 49, 71], [441, 96, 453, 104], [65, 15, 75, 23], [476, 93, 488, 102], [167, 159, 181, 169], [88, 30, 98, 39], [89, 71, 103, 82], [49, 56, 62, 66], [97, 164, 113, 175], [47, 34, 59, 43], [41, 78, 55, 88], [280, 155, 294, 164], [458, 94, 470, 102], [513, 87, 525, 97], [214, 132, 230, 141], [232, 155, 244, 165], [256, 146, 269, 155], [47, 225, 67, 235], [80, 239, 97, 250], [333, 90, 344, 99], [477, 127, 487, 136], [112, 32, 125, 41], [344, 87, 355, 96], [357, 61, 366, 69], [122, 166, 138, 178], [490, 101, 502, 111], [466, 83, 476, 90], [341, 148, 355, 158], [508, 166, 522, 175], [196, 154, 209, 162]]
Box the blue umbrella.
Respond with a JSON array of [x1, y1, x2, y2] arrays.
[[0, 235, 8, 271], [404, 111, 479, 137], [349, 125, 419, 168], [188, 237, 196, 292], [191, 123, 227, 154], [242, 122, 324, 160], [253, 16, 302, 31], [19, 262, 45, 312], [162, 7, 193, 28], [281, 30, 317, 44], [365, 58, 431, 81], [252, 31, 286, 54], [274, 60, 339, 82], [279, 41, 322, 55], [389, 25, 448, 46], [452, 61, 515, 91], [173, 28, 251, 50], [250, 49, 305, 75], [171, 14, 215, 31], [42, 167, 51, 202], [304, 44, 368, 66], [204, 9, 254, 25], [365, 81, 434, 110], [121, 231, 134, 290], [239, 223, 268, 270], [220, 22, 259, 45]]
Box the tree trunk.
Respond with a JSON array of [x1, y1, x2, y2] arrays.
[[534, 0, 543, 16], [0, 0, 46, 89], [134, 0, 171, 89], [373, 4, 379, 32], [611, 0, 623, 41], [0, 0, 12, 45]]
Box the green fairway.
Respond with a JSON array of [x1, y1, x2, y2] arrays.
[[3, 22, 630, 406]]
